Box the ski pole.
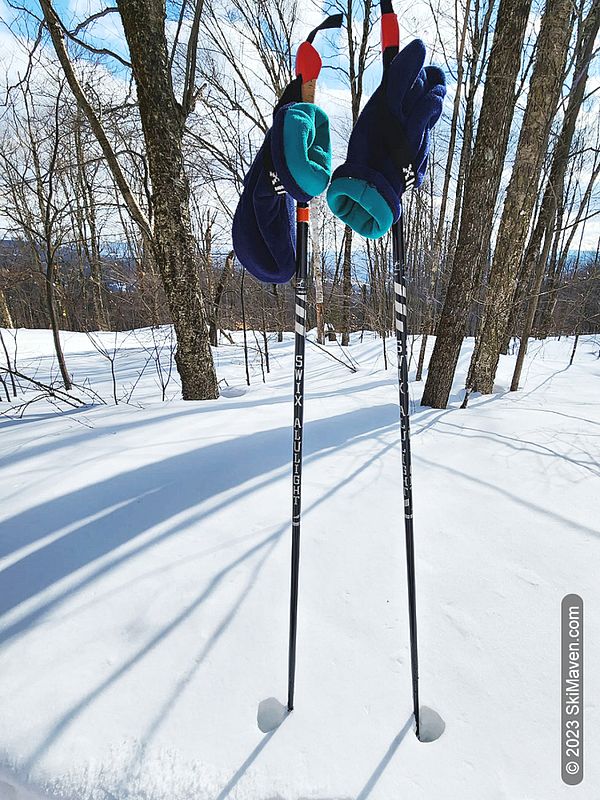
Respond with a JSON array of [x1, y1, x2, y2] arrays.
[[381, 0, 421, 740], [286, 10, 343, 715], [288, 200, 309, 712], [392, 217, 420, 739]]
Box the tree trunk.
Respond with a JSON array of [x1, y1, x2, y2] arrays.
[[466, 0, 574, 395], [73, 112, 108, 331], [312, 198, 325, 345], [116, 0, 218, 400], [45, 256, 72, 390], [443, 0, 494, 279], [341, 226, 353, 346], [510, 228, 554, 391], [261, 292, 270, 374], [417, 0, 471, 378], [271, 284, 284, 342], [240, 268, 250, 386], [415, 332, 427, 381], [0, 290, 13, 328], [209, 250, 235, 346], [569, 333, 579, 366], [510, 1, 599, 391], [339, 0, 372, 348], [539, 155, 600, 336], [421, 0, 533, 408]]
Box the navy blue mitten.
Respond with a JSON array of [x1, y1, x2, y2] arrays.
[[233, 82, 332, 284], [327, 39, 446, 239], [232, 129, 296, 285]]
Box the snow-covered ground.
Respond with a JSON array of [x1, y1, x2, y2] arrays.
[[0, 328, 598, 800]]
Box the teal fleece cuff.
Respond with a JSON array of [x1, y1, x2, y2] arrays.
[[327, 176, 395, 238], [271, 103, 332, 201]]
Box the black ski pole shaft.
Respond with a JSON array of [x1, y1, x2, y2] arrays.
[[392, 215, 420, 739], [288, 200, 309, 712], [380, 0, 421, 740]]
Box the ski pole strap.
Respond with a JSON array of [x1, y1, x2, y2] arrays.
[[306, 13, 344, 43], [296, 13, 343, 100]]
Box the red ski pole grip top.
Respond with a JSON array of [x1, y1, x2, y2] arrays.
[[296, 41, 322, 83], [381, 13, 399, 50]]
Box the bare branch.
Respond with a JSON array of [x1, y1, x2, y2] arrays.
[[37, 0, 152, 240]]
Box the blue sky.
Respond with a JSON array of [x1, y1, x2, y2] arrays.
[[0, 0, 598, 250]]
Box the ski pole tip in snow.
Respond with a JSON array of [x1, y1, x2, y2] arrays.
[[257, 697, 288, 733], [415, 706, 445, 742]]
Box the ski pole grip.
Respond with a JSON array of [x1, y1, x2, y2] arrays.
[[295, 13, 343, 103], [296, 41, 320, 102], [381, 12, 399, 50], [380, 0, 399, 68]]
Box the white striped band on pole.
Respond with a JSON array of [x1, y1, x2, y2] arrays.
[[295, 294, 306, 336], [394, 279, 406, 333]]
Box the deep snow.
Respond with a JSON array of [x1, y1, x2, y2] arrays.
[[0, 328, 598, 800]]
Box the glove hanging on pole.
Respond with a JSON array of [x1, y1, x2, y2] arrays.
[[327, 39, 446, 239], [232, 15, 342, 283]]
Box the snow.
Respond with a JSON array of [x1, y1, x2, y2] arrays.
[[0, 328, 599, 799]]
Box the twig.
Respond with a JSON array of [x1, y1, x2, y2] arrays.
[[0, 366, 86, 407], [306, 337, 357, 372]]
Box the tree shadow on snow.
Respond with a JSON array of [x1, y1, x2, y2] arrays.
[[23, 431, 399, 768], [0, 403, 399, 633], [417, 454, 600, 538], [1, 406, 398, 772], [22, 526, 281, 771]]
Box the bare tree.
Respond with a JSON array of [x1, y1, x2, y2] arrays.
[[465, 0, 574, 396], [0, 290, 13, 328], [415, 0, 476, 381], [38, 0, 219, 399], [1, 82, 72, 388], [209, 251, 235, 346], [511, 0, 600, 390], [311, 196, 326, 344], [336, 0, 376, 346], [421, 0, 533, 408], [70, 108, 109, 330]]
